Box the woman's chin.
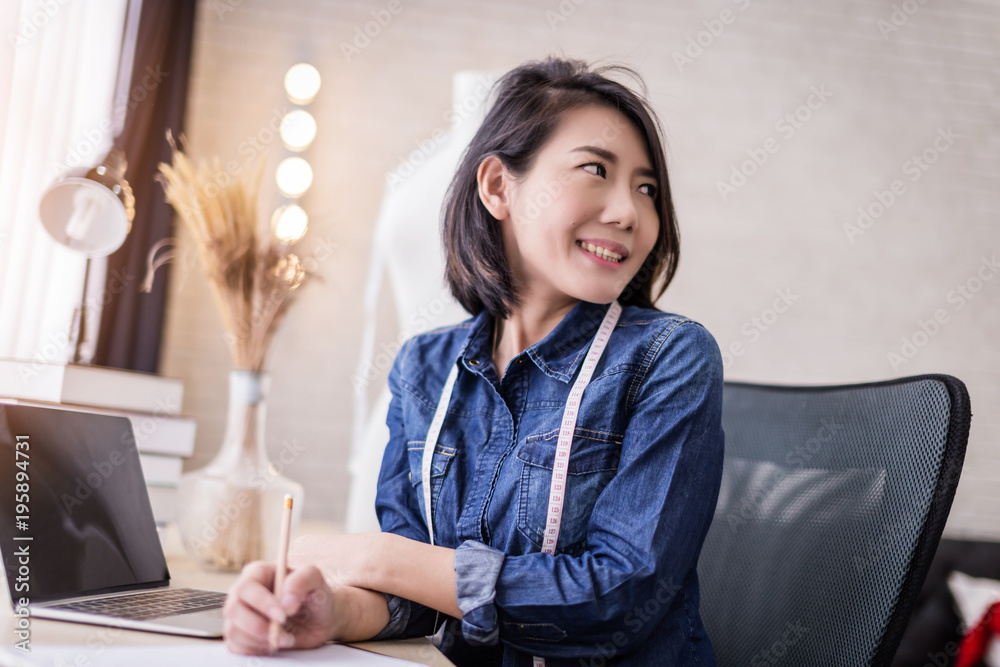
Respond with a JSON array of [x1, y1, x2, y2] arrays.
[[567, 285, 627, 305]]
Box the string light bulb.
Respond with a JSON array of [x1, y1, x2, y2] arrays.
[[272, 204, 309, 244], [280, 110, 317, 151], [284, 63, 321, 104], [275, 157, 313, 198]]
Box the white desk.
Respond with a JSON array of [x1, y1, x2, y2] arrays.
[[1, 522, 454, 666]]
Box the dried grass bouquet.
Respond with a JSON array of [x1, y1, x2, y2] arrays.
[[156, 133, 308, 570], [157, 134, 307, 370]]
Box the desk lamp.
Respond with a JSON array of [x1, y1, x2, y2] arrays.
[[38, 145, 135, 363]]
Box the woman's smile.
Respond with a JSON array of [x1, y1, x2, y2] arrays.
[[575, 239, 628, 265]]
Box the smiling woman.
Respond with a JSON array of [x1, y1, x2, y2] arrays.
[[223, 57, 725, 667]]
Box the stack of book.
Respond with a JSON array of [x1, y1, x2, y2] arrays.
[[0, 359, 195, 526]]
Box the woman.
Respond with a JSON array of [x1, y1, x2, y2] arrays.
[[223, 56, 725, 666]]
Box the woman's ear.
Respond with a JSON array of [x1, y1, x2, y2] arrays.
[[477, 155, 512, 221]]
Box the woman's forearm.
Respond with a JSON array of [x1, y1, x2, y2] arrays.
[[362, 533, 462, 619], [330, 585, 392, 642]]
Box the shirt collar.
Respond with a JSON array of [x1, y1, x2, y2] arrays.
[[460, 300, 612, 383]]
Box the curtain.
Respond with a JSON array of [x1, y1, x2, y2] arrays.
[[0, 0, 128, 363], [93, 0, 197, 373]]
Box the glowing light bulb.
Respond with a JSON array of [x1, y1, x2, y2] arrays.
[[284, 63, 321, 104], [272, 204, 309, 243], [280, 110, 317, 151], [275, 157, 313, 198]]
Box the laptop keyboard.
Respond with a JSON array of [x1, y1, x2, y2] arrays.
[[51, 588, 227, 621]]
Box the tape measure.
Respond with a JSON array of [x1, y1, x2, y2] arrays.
[[422, 301, 622, 664]]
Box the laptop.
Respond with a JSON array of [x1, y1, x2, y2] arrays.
[[0, 403, 225, 637]]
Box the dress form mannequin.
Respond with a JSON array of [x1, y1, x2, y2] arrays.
[[346, 71, 497, 533]]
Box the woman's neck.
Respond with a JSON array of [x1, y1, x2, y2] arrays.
[[492, 297, 578, 378]]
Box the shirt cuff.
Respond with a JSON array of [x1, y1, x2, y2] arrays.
[[370, 593, 410, 641], [454, 540, 505, 646]]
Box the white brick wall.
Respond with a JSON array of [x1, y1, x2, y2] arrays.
[[161, 0, 1000, 538]]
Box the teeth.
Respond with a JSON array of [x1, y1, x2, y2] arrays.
[[579, 241, 623, 262]]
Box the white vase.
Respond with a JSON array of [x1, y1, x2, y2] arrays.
[[177, 370, 304, 571]]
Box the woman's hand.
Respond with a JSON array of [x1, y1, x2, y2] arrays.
[[223, 560, 346, 655]]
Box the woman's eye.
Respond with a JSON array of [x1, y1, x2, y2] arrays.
[[638, 183, 658, 198], [582, 162, 607, 178]]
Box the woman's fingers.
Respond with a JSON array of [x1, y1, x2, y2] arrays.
[[224, 616, 276, 656], [223, 561, 290, 655], [227, 560, 274, 596], [279, 565, 340, 648], [226, 562, 286, 621], [278, 564, 327, 616], [224, 561, 337, 654]]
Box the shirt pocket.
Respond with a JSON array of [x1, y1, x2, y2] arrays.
[[516, 428, 622, 556], [406, 441, 457, 524]]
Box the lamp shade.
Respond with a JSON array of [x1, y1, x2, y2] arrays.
[[39, 146, 135, 258]]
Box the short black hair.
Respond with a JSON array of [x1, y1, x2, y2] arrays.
[[442, 56, 680, 319]]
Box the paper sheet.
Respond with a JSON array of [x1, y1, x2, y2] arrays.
[[0, 642, 424, 666]]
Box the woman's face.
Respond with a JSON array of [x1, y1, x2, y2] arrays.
[[492, 104, 661, 311]]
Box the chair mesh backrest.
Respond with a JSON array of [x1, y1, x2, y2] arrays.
[[698, 374, 970, 667]]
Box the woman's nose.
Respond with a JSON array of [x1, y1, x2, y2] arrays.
[[600, 183, 637, 231]]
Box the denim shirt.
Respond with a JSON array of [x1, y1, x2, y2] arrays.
[[374, 300, 725, 666]]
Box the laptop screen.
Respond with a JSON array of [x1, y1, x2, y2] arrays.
[[0, 404, 169, 604]]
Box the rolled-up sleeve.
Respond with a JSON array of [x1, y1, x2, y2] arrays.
[[454, 540, 505, 645], [369, 592, 413, 641], [370, 540, 505, 644], [372, 339, 444, 639], [466, 321, 726, 658]]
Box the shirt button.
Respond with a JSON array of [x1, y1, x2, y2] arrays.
[[516, 358, 523, 364], [468, 359, 480, 366]]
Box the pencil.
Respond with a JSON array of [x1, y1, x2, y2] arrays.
[[269, 494, 294, 651]]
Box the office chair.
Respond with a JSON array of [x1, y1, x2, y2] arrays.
[[698, 374, 971, 666]]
